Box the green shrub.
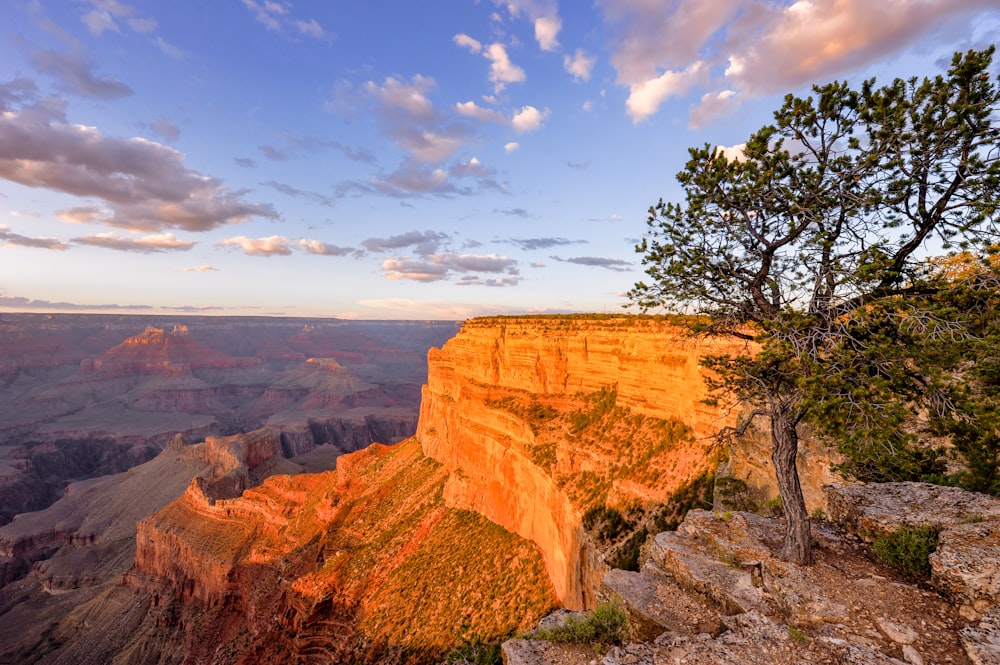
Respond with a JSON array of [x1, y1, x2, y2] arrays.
[[532, 601, 629, 647], [871, 526, 940, 580]]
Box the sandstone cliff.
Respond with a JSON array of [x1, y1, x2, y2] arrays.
[[416, 316, 753, 609]]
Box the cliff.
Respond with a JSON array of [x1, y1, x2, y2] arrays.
[[416, 316, 751, 609]]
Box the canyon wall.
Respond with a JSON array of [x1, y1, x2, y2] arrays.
[[416, 316, 751, 609]]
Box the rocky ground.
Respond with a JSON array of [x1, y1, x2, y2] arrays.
[[505, 483, 1000, 665]]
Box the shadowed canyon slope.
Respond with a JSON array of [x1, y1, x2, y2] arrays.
[[0, 314, 457, 524], [1, 315, 760, 664]]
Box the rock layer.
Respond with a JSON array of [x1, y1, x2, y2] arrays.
[[416, 316, 749, 608]]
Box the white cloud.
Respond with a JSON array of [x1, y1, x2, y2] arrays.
[[455, 101, 507, 124], [626, 61, 706, 123], [241, 0, 329, 39], [505, 142, 520, 153], [690, 90, 741, 129], [220, 235, 293, 256], [511, 105, 550, 133], [717, 143, 747, 162], [485, 43, 526, 92], [534, 16, 561, 51], [182, 265, 218, 272], [381, 252, 519, 283], [454, 33, 482, 53], [564, 49, 596, 81]]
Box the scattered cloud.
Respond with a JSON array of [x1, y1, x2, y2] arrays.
[[150, 117, 180, 142], [454, 33, 482, 53], [504, 142, 519, 153], [716, 142, 747, 162], [495, 208, 531, 218], [510, 237, 586, 250], [382, 252, 519, 283], [362, 230, 449, 256], [597, 0, 995, 124], [626, 61, 707, 123], [220, 234, 293, 256], [0, 83, 278, 233], [455, 100, 507, 124], [56, 206, 106, 224], [298, 239, 353, 256], [234, 157, 258, 168], [31, 49, 133, 99], [241, 0, 331, 40], [567, 160, 591, 170], [182, 265, 218, 272], [564, 49, 596, 81], [0, 294, 152, 311], [552, 255, 632, 271], [456, 275, 520, 287], [263, 181, 335, 207], [495, 0, 562, 51], [258, 133, 375, 163], [511, 105, 550, 133], [0, 225, 69, 250], [72, 232, 194, 253], [80, 1, 158, 36], [485, 43, 527, 92]]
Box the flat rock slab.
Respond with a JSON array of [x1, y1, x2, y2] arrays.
[[825, 482, 1000, 538], [601, 563, 722, 641]]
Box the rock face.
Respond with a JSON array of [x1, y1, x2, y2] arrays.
[[416, 316, 751, 609], [826, 482, 1000, 620], [0, 314, 456, 525]]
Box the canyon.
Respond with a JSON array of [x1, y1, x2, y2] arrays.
[[0, 315, 878, 663], [0, 314, 457, 524]]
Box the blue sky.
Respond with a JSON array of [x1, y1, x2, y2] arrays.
[[1, 1, 998, 319]]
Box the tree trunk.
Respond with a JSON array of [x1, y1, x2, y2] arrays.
[[770, 405, 812, 564]]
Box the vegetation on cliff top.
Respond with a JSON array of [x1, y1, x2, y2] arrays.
[[629, 47, 1000, 564]]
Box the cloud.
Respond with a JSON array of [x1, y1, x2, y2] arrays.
[[263, 180, 335, 207], [485, 43, 526, 92], [511, 105, 550, 133], [80, 1, 158, 36], [72, 231, 194, 253], [456, 275, 520, 287], [0, 294, 152, 311], [510, 237, 586, 250], [455, 101, 507, 124], [454, 33, 482, 53], [362, 230, 449, 255], [56, 205, 105, 224], [150, 117, 180, 142], [234, 157, 257, 168], [220, 234, 293, 256], [552, 255, 632, 271], [598, 0, 996, 123], [0, 86, 278, 233], [154, 37, 186, 60], [626, 61, 707, 122], [182, 265, 218, 272], [258, 133, 375, 163], [504, 142, 520, 153], [242, 0, 330, 39], [298, 239, 353, 256], [564, 49, 596, 81], [495, 208, 531, 218], [716, 142, 747, 162], [31, 49, 133, 99], [0, 226, 69, 250], [495, 0, 562, 51], [364, 75, 471, 165], [382, 252, 519, 283], [567, 160, 591, 170], [690, 89, 741, 129]]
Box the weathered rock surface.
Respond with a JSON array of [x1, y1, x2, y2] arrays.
[[825, 482, 1000, 535], [417, 316, 751, 608], [826, 482, 1000, 616], [960, 605, 1000, 665], [511, 503, 977, 665]]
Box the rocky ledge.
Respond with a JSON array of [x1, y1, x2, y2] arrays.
[[507, 483, 1000, 665]]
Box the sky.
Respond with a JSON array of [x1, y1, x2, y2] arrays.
[[1, 1, 998, 320]]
